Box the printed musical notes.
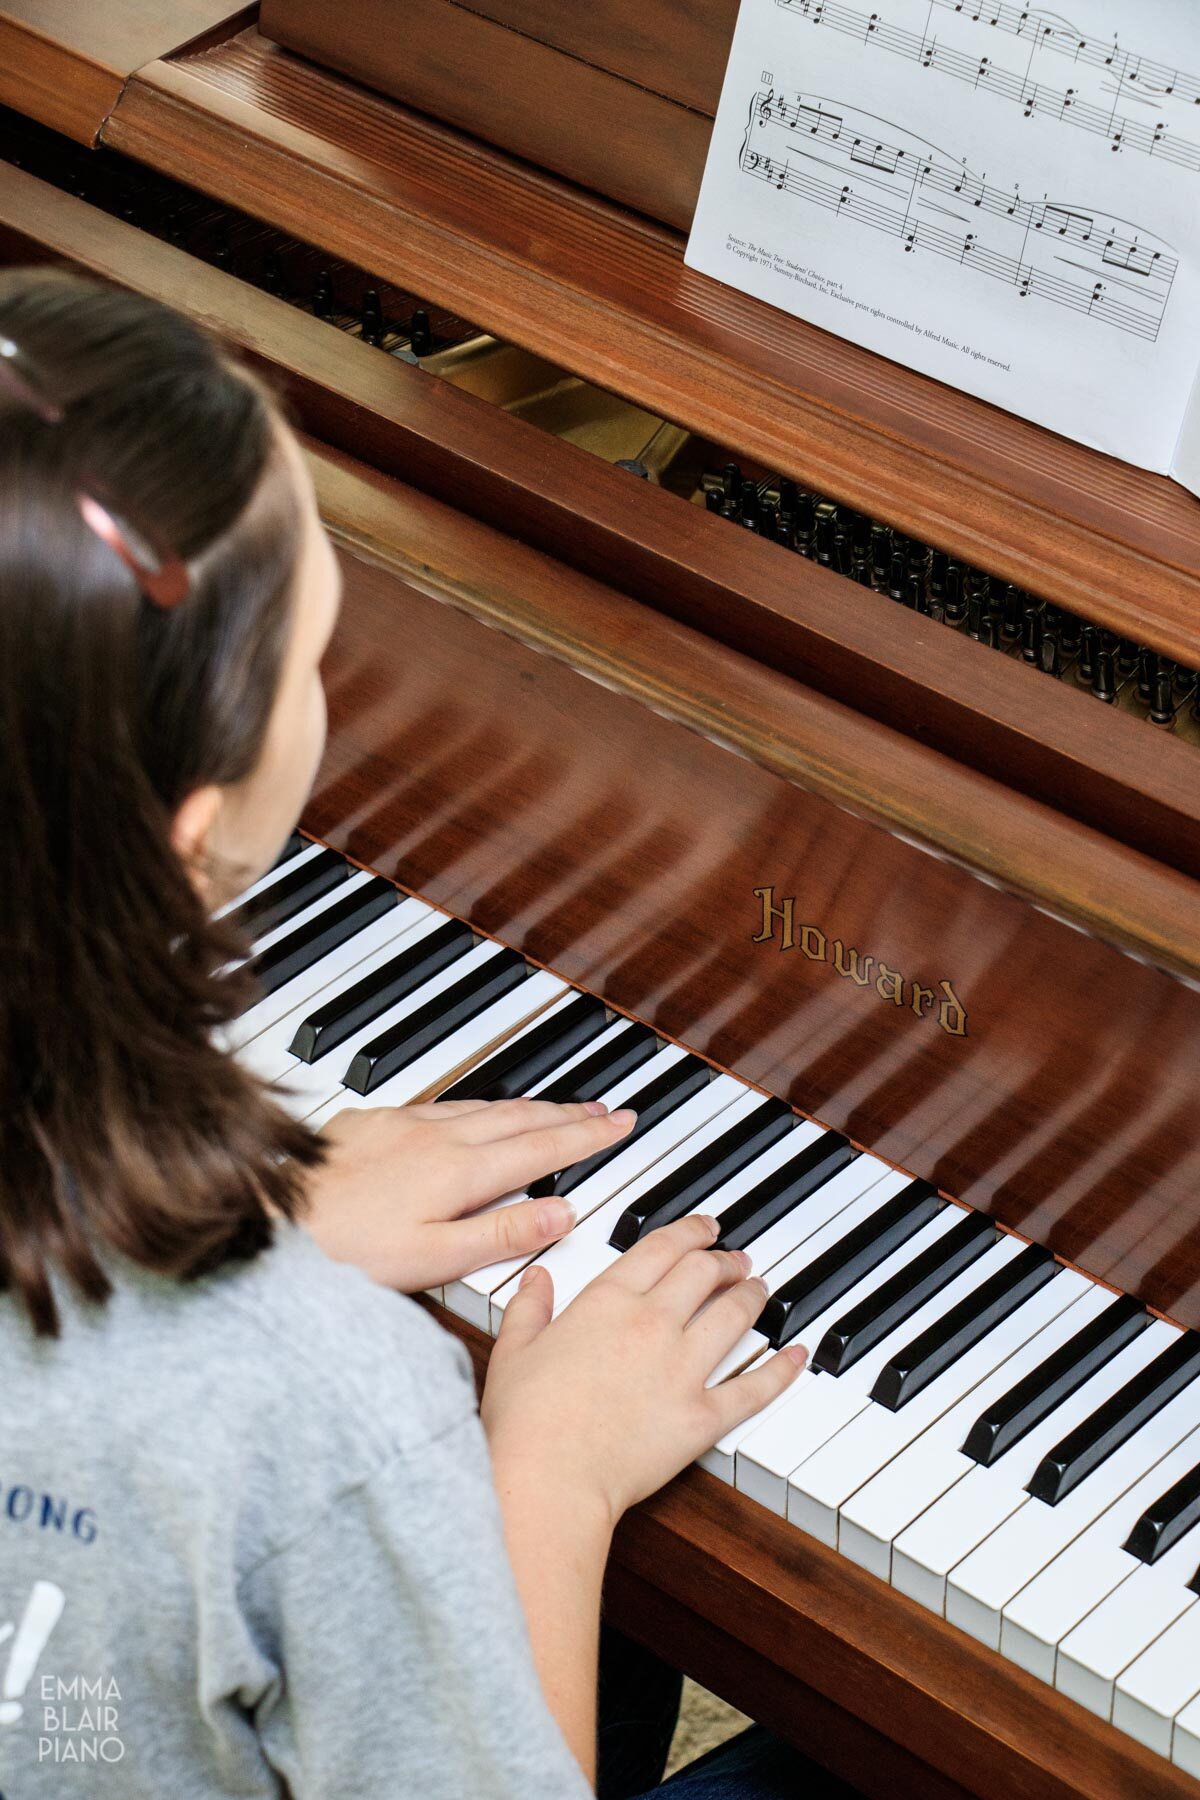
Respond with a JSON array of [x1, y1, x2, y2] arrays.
[[686, 0, 1200, 484], [738, 88, 1176, 340], [777, 0, 1200, 172]]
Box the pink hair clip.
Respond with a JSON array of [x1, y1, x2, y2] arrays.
[[0, 333, 189, 609], [76, 494, 190, 610]]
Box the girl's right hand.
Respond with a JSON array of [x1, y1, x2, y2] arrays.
[[480, 1213, 808, 1532]]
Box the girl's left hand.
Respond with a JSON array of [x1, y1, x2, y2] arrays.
[[302, 1098, 635, 1290]]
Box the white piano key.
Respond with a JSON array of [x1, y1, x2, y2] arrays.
[[841, 1276, 1097, 1586], [486, 1068, 744, 1332], [265, 935, 506, 1107], [786, 1236, 1066, 1550], [1173, 1682, 1200, 1776], [734, 1207, 987, 1517], [689, 1135, 903, 1482], [243, 867, 371, 958], [894, 1310, 1171, 1620], [239, 906, 463, 1087], [444, 1076, 758, 1328], [1000, 1418, 1200, 1684], [703, 1165, 922, 1393], [439, 1184, 536, 1329], [1112, 1601, 1200, 1756], [1057, 1574, 1195, 1721], [525, 1017, 651, 1094], [1054, 1498, 1200, 1718], [710, 1145, 893, 1285], [229, 891, 431, 1050], [944, 1322, 1199, 1650], [303, 965, 568, 1124]]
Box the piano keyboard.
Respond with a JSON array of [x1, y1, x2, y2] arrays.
[[228, 838, 1200, 1778]]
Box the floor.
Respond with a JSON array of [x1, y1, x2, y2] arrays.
[[664, 1679, 751, 1778]]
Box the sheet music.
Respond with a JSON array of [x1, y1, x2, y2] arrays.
[[686, 0, 1200, 478]]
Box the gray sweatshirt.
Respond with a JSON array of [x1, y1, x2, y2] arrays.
[[0, 1222, 591, 1798]]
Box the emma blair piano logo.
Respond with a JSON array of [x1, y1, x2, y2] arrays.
[[752, 886, 968, 1037]]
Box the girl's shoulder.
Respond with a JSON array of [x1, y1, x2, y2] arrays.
[[189, 1221, 478, 1456]]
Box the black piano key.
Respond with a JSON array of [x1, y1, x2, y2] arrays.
[[1124, 1460, 1200, 1566], [344, 948, 531, 1096], [712, 1132, 859, 1254], [812, 1210, 998, 1378], [529, 1057, 714, 1200], [1028, 1331, 1200, 1507], [961, 1293, 1149, 1468], [607, 1099, 796, 1251], [287, 918, 474, 1064], [226, 847, 349, 939], [244, 877, 399, 1001], [438, 994, 609, 1103], [533, 1021, 659, 1107], [760, 1179, 943, 1351], [272, 830, 306, 872], [872, 1243, 1057, 1412]]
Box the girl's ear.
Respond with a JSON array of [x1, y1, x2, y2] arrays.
[[170, 785, 224, 900]]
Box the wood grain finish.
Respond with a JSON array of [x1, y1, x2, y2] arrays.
[[443, 1307, 1200, 1800], [382, 0, 738, 115], [259, 0, 711, 229], [105, 31, 1200, 658], [8, 154, 1200, 1318], [2, 161, 1197, 879], [0, 0, 251, 144], [305, 443, 1200, 1330]]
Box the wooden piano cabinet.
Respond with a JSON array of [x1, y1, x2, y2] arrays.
[[262, 0, 740, 126], [104, 26, 1200, 654], [0, 0, 251, 145], [308, 442, 1200, 1332], [3, 158, 1195, 887], [444, 1308, 1200, 1800]]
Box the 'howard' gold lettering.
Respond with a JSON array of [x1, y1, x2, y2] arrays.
[[753, 885, 795, 949], [752, 889, 969, 1038], [832, 940, 874, 986], [938, 980, 967, 1038], [876, 964, 905, 1006]]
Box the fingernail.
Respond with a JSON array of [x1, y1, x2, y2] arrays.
[[610, 1108, 637, 1130], [785, 1345, 808, 1367], [733, 1250, 752, 1274], [536, 1199, 576, 1238], [697, 1215, 720, 1239], [584, 1100, 609, 1116], [519, 1265, 540, 1289], [749, 1277, 769, 1299]]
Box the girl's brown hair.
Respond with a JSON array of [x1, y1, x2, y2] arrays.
[[0, 267, 323, 1336]]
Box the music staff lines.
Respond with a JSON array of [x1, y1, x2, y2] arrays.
[[775, 0, 1200, 173], [926, 0, 1200, 109], [742, 91, 1175, 340]]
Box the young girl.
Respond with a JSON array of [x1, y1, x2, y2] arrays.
[[0, 268, 817, 1799]]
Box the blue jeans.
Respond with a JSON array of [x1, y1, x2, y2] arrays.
[[645, 1723, 852, 1796], [596, 1627, 863, 1800]]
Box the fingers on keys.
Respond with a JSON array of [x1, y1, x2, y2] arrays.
[[714, 1345, 810, 1435], [468, 1104, 638, 1192], [609, 1211, 723, 1289], [451, 1196, 579, 1271], [451, 1096, 615, 1140], [657, 1245, 754, 1315]]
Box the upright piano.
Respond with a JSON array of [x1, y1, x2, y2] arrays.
[[4, 4, 1200, 1793]]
